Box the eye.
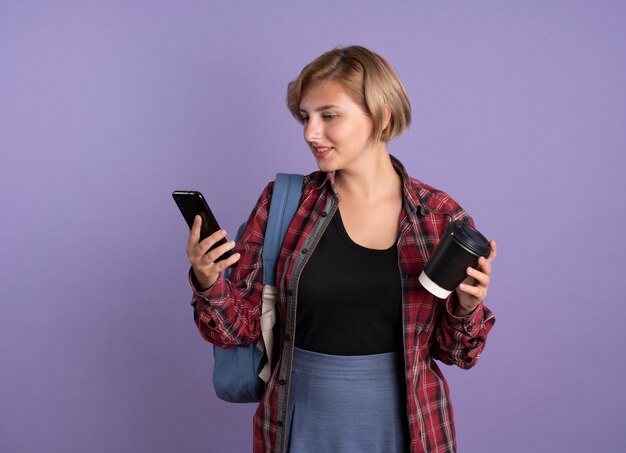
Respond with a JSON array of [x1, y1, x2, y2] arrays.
[[300, 115, 309, 124], [322, 114, 337, 121]]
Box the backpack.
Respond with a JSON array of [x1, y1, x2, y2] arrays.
[[212, 173, 304, 403]]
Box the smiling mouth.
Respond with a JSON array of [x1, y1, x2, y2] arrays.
[[313, 146, 334, 155]]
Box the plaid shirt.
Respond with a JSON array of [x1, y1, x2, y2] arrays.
[[192, 156, 495, 452]]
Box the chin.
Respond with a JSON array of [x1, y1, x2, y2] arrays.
[[313, 155, 340, 173], [315, 161, 337, 173]]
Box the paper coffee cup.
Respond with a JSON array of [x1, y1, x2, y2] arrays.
[[418, 220, 490, 298]]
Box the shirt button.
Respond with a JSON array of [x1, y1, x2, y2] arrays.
[[466, 324, 473, 332], [277, 421, 284, 428], [285, 334, 292, 342], [321, 212, 327, 218], [302, 248, 308, 254], [279, 379, 286, 385], [287, 290, 293, 296]]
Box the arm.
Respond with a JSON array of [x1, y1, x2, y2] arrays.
[[187, 183, 274, 348], [432, 240, 497, 369]]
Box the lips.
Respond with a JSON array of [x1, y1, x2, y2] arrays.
[[312, 145, 334, 159]]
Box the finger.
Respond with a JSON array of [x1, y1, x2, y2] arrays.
[[188, 230, 228, 266], [486, 240, 497, 263], [201, 240, 237, 264], [477, 256, 492, 277], [458, 282, 486, 301], [186, 215, 203, 251], [196, 229, 228, 255], [194, 250, 242, 287], [467, 266, 490, 288], [212, 252, 241, 272]]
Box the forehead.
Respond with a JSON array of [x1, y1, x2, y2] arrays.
[[299, 79, 356, 111]]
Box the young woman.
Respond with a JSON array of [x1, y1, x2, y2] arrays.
[[186, 45, 497, 453]]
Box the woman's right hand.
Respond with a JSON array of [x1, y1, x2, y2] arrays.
[[186, 215, 241, 290]]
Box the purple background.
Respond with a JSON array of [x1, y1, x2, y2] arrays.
[[2, 1, 625, 452]]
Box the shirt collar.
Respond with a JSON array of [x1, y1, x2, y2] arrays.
[[389, 155, 426, 218]]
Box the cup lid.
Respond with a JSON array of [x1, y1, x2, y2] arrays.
[[447, 220, 490, 258]]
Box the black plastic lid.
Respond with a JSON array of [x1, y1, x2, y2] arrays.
[[447, 220, 490, 258]]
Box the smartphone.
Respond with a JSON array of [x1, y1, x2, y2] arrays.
[[172, 190, 234, 263]]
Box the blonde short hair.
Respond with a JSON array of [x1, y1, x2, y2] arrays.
[[287, 45, 412, 143]]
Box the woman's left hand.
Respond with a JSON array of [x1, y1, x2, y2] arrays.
[[454, 240, 497, 317]]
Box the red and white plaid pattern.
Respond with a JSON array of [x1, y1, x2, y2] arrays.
[[192, 156, 495, 452]]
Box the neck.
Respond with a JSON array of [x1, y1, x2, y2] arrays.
[[334, 149, 400, 202]]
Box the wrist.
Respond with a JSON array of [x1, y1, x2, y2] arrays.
[[191, 269, 218, 292], [453, 303, 478, 318]]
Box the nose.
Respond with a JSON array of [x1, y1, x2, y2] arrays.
[[304, 117, 321, 143]]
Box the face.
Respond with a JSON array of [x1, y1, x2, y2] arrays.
[[299, 79, 380, 173]]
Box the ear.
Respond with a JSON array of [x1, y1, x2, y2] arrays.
[[382, 106, 392, 131]]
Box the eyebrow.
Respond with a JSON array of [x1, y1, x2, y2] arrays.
[[299, 104, 339, 114]]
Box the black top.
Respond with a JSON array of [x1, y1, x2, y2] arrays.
[[296, 210, 403, 355]]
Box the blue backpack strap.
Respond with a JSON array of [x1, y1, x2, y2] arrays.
[[262, 173, 303, 285], [212, 172, 303, 403]]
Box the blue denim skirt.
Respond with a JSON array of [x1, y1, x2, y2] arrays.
[[286, 347, 409, 452]]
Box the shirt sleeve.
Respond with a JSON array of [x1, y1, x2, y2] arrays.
[[432, 292, 496, 369], [189, 182, 274, 348], [429, 207, 496, 369]]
